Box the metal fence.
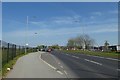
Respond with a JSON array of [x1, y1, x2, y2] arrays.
[[2, 41, 37, 66]]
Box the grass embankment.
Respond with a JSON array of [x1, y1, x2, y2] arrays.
[[62, 50, 120, 59], [2, 53, 28, 77]]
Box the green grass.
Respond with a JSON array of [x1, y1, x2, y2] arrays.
[[2, 53, 27, 77], [62, 50, 120, 58], [0, 56, 1, 78]]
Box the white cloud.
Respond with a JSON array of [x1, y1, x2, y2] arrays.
[[53, 17, 74, 24], [90, 16, 96, 19], [109, 10, 118, 14], [3, 10, 118, 46], [31, 15, 81, 25], [30, 10, 117, 28], [87, 23, 118, 33], [30, 21, 48, 27], [3, 20, 117, 46], [91, 12, 102, 16], [4, 22, 117, 38], [91, 10, 118, 18], [92, 27, 118, 33]]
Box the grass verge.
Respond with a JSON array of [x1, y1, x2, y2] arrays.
[[2, 53, 28, 77], [62, 50, 120, 59]]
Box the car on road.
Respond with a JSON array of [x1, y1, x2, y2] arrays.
[[40, 48, 46, 51], [45, 48, 53, 52]]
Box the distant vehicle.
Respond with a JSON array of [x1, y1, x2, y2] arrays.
[[42, 48, 46, 51], [45, 48, 52, 52], [40, 49, 43, 51]]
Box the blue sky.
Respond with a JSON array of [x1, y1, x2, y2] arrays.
[[2, 0, 120, 2], [0, 2, 1, 40], [2, 2, 118, 46]]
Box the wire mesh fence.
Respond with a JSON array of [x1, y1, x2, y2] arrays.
[[0, 40, 2, 78], [1, 41, 37, 66]]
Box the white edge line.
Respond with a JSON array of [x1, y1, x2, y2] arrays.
[[71, 55, 79, 59], [84, 59, 102, 66], [60, 66, 64, 68], [84, 59, 90, 61], [39, 54, 56, 70], [72, 55, 75, 57], [64, 70, 68, 75], [87, 55, 119, 61], [106, 58, 120, 61], [57, 71, 63, 75], [116, 69, 120, 71], [39, 54, 63, 75], [74, 56, 79, 59]]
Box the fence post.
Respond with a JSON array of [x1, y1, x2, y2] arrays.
[[23, 46, 25, 54], [12, 44, 14, 60], [14, 45, 16, 57], [19, 46, 20, 55], [7, 43, 9, 63]]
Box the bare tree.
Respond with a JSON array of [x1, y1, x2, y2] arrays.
[[83, 34, 95, 50], [74, 36, 84, 48], [104, 40, 109, 51], [67, 34, 95, 50]]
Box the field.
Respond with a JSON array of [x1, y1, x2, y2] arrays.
[[62, 50, 120, 58]]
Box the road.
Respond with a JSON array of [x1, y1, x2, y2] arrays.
[[41, 50, 119, 78], [6, 51, 119, 78]]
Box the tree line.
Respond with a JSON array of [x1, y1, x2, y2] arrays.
[[67, 34, 95, 50], [37, 34, 112, 51]]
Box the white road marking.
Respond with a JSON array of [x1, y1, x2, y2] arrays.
[[116, 69, 120, 71], [64, 70, 68, 75], [93, 56, 104, 59], [86, 55, 119, 61], [106, 58, 120, 61], [39, 54, 64, 75], [60, 66, 64, 68], [58, 62, 61, 64], [99, 57, 104, 58], [84, 59, 102, 65], [39, 54, 56, 70], [71, 56, 75, 57], [71, 55, 79, 58], [56, 70, 63, 75], [75, 56, 79, 59]]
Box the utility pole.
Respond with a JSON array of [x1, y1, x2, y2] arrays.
[[25, 16, 38, 53], [25, 16, 29, 54], [75, 20, 85, 50]]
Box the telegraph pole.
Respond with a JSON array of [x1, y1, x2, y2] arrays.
[[25, 16, 29, 54]]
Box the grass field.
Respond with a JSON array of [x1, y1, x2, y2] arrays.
[[0, 49, 2, 79], [62, 50, 120, 59]]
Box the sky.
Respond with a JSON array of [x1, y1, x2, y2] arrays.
[[2, 0, 120, 2], [0, 2, 1, 40], [2, 2, 118, 46]]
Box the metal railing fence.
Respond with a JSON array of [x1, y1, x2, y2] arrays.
[[1, 41, 37, 66]]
